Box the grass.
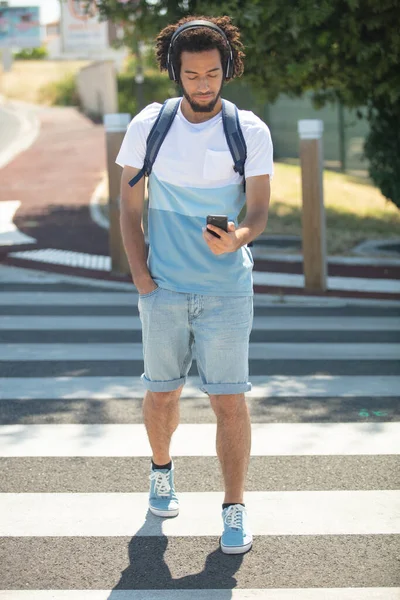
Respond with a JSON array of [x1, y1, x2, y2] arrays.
[[99, 162, 399, 256], [268, 162, 400, 255], [0, 59, 90, 104]]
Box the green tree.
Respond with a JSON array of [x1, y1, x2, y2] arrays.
[[93, 0, 400, 208]]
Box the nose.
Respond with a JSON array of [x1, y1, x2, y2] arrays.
[[197, 77, 210, 92]]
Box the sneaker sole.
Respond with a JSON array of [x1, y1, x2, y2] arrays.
[[149, 504, 179, 518], [220, 539, 253, 554]]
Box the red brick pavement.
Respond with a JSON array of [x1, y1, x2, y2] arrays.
[[0, 105, 108, 256]]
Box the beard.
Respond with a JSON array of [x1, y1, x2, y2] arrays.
[[180, 80, 224, 113]]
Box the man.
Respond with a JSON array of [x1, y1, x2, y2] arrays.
[[116, 15, 273, 555]]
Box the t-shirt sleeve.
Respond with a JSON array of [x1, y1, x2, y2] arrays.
[[115, 103, 161, 169], [242, 115, 274, 179]]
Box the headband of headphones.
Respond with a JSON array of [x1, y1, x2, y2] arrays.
[[166, 19, 234, 82]]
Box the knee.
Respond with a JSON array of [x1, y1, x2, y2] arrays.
[[146, 387, 182, 408], [209, 393, 246, 418]]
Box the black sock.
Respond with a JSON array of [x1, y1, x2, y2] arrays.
[[152, 459, 172, 470], [222, 503, 245, 510]]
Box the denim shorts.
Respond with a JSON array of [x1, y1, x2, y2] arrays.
[[138, 286, 253, 395]]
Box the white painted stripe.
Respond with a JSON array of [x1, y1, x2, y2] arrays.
[[9, 249, 112, 271], [0, 292, 136, 306], [0, 264, 135, 290], [89, 174, 109, 230], [0, 307, 398, 332], [1, 375, 399, 400], [251, 247, 400, 266], [1, 423, 399, 457], [0, 200, 36, 246], [2, 342, 398, 361], [253, 270, 400, 294], [1, 264, 400, 305], [2, 591, 400, 600], [1, 490, 399, 536]]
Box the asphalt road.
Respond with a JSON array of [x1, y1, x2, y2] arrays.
[[0, 266, 399, 598]]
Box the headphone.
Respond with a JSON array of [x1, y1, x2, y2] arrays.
[[166, 19, 234, 82]]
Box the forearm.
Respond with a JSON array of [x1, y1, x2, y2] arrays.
[[235, 210, 268, 249], [120, 208, 153, 286]]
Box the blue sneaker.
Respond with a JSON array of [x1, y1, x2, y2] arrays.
[[148, 462, 179, 518], [220, 504, 253, 554]]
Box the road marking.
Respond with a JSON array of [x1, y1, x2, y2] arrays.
[[253, 270, 400, 294], [0, 305, 398, 331], [0, 201, 36, 246], [1, 490, 399, 536], [1, 342, 398, 361], [1, 375, 399, 399], [1, 590, 400, 599], [1, 423, 399, 456]]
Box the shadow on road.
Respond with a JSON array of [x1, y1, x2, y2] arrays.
[[108, 508, 244, 596]]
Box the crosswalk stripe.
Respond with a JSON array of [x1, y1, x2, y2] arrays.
[[252, 270, 400, 294], [2, 589, 400, 599], [1, 375, 399, 399], [1, 313, 399, 330], [1, 423, 399, 456], [1, 268, 398, 597], [2, 342, 399, 361], [2, 490, 399, 536], [0, 292, 135, 305]]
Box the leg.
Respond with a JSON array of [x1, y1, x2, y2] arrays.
[[143, 385, 183, 465], [209, 393, 251, 504]]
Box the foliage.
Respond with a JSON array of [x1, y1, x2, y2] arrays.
[[38, 72, 80, 106], [14, 46, 48, 60], [364, 101, 400, 209], [118, 68, 177, 115], [93, 0, 400, 208]]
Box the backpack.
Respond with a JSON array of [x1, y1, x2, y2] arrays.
[[128, 97, 247, 190]]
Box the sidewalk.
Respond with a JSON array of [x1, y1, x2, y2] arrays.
[[0, 102, 108, 256], [0, 102, 399, 300]]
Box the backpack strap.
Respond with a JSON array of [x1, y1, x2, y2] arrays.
[[128, 97, 181, 188], [221, 99, 247, 189]]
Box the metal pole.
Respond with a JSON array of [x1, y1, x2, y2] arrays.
[[298, 119, 327, 292], [338, 101, 346, 173], [103, 113, 131, 275]]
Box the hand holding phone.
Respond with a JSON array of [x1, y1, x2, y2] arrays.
[[206, 215, 228, 239]]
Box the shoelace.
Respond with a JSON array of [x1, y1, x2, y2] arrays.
[[149, 470, 171, 496], [224, 504, 245, 529]]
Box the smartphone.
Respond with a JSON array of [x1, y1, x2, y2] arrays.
[[206, 215, 228, 239]]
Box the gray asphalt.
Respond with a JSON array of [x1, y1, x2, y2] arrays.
[[1, 278, 399, 593]]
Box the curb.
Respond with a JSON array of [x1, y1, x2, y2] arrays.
[[0, 97, 41, 170]]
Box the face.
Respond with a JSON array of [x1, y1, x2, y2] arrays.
[[179, 49, 224, 113]]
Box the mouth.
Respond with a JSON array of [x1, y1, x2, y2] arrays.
[[196, 94, 213, 99]]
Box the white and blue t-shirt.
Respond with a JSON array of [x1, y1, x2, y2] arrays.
[[115, 98, 274, 296]]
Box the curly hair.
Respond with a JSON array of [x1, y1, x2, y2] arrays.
[[155, 15, 245, 82]]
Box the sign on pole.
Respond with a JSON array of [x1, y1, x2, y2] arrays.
[[0, 6, 41, 48], [60, 0, 109, 54]]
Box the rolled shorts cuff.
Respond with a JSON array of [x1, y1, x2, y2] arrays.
[[200, 382, 252, 396], [141, 373, 186, 392]]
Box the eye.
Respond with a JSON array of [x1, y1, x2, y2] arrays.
[[187, 76, 197, 81], [208, 74, 218, 78]]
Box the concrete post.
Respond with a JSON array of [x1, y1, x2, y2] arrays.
[[104, 113, 131, 275], [298, 119, 327, 292]]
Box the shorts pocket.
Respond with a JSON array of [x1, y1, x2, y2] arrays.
[[139, 286, 160, 299]]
